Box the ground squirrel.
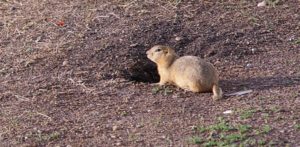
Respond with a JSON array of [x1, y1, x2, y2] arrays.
[[146, 45, 223, 100]]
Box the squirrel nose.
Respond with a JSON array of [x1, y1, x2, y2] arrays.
[[146, 50, 150, 54]]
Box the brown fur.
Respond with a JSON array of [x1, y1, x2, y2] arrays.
[[146, 45, 223, 100]]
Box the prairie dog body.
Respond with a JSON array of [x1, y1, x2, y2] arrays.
[[146, 45, 223, 100]]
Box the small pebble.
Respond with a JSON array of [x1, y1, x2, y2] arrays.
[[110, 134, 117, 139], [257, 1, 267, 7], [137, 124, 143, 128], [175, 36, 182, 41], [130, 43, 138, 47], [251, 48, 257, 54], [116, 142, 121, 146], [112, 126, 118, 131], [246, 63, 253, 68], [214, 60, 221, 65], [223, 110, 233, 114], [62, 60, 68, 66]]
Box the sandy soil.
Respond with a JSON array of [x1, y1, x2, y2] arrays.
[[0, 0, 299, 146]]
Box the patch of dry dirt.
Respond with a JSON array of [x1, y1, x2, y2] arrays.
[[0, 0, 299, 146]]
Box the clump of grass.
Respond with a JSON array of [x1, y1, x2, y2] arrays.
[[187, 136, 202, 145], [261, 125, 272, 134], [208, 119, 235, 132], [261, 113, 269, 119], [237, 124, 252, 134], [151, 86, 161, 94], [295, 38, 300, 44], [194, 118, 235, 133], [120, 110, 128, 116], [294, 124, 300, 130], [270, 106, 281, 113], [188, 117, 275, 146], [240, 109, 257, 119], [163, 87, 173, 95], [265, 0, 280, 7], [152, 114, 163, 127], [189, 118, 244, 146], [128, 133, 138, 142], [45, 131, 60, 141], [258, 139, 267, 145], [255, 125, 272, 135], [151, 86, 173, 95], [248, 16, 261, 26], [194, 125, 208, 133], [203, 140, 219, 147], [241, 138, 257, 146], [24, 130, 61, 143], [221, 133, 245, 144]]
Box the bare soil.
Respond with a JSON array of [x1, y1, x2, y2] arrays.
[[0, 0, 299, 146]]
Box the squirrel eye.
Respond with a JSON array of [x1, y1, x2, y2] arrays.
[[155, 48, 161, 52]]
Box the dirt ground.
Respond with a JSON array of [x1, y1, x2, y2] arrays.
[[1, 0, 300, 146]]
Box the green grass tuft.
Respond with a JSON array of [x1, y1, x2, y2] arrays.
[[237, 124, 252, 134], [295, 124, 300, 130], [221, 133, 244, 144], [187, 136, 202, 145], [240, 109, 257, 120], [261, 125, 272, 134]]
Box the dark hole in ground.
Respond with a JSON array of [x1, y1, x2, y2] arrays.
[[122, 60, 159, 83]]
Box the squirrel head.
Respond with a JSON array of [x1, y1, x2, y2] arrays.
[[146, 45, 177, 67]]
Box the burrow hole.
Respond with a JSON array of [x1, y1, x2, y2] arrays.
[[122, 59, 160, 83]]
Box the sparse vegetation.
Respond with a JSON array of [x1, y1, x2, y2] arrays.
[[294, 124, 300, 130], [241, 138, 257, 146], [237, 124, 252, 134], [189, 117, 278, 146], [266, 0, 280, 7], [23, 130, 61, 143], [151, 86, 173, 95], [208, 118, 235, 132], [261, 125, 272, 134], [151, 86, 161, 94], [187, 136, 202, 145], [258, 139, 267, 145], [203, 140, 219, 147], [295, 38, 300, 44], [240, 109, 257, 120]]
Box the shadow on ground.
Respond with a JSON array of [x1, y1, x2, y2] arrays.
[[221, 76, 300, 92]]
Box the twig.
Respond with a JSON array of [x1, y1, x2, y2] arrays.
[[35, 111, 52, 121], [14, 95, 30, 101], [225, 90, 253, 96], [68, 78, 95, 93]]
